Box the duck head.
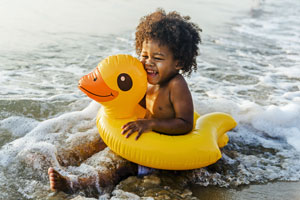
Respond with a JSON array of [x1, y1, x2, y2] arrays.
[[78, 54, 147, 118]]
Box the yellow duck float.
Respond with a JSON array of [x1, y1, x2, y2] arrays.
[[78, 54, 237, 170]]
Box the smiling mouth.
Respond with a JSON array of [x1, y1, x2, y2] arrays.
[[146, 69, 158, 75], [79, 86, 114, 97]]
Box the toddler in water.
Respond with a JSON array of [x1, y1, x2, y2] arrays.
[[48, 9, 201, 196]]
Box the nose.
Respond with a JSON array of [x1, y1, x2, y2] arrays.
[[145, 59, 154, 67]]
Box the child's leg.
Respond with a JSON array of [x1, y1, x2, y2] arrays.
[[48, 167, 76, 194], [57, 134, 107, 167], [48, 148, 138, 196]]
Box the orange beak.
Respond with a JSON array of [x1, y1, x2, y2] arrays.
[[78, 67, 118, 102]]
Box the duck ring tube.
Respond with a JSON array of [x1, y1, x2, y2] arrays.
[[78, 54, 237, 170]]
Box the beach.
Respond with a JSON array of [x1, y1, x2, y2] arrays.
[[191, 182, 300, 200], [0, 0, 300, 199]]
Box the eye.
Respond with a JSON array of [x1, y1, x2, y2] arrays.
[[94, 77, 97, 81], [117, 73, 132, 91]]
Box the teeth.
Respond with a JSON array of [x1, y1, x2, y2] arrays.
[[147, 69, 156, 74]]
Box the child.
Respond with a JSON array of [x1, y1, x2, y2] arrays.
[[48, 9, 201, 196], [122, 8, 201, 140]]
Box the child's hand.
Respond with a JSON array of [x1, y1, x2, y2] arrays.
[[121, 119, 152, 140]]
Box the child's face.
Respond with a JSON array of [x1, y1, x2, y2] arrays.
[[140, 40, 180, 85]]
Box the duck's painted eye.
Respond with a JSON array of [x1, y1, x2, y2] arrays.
[[117, 73, 132, 91]]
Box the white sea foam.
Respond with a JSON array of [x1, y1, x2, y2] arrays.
[[194, 99, 300, 151], [250, 104, 300, 151], [0, 101, 100, 166], [0, 116, 39, 137]]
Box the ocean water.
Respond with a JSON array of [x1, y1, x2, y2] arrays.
[[0, 0, 300, 199]]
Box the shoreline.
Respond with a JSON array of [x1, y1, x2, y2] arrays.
[[191, 181, 300, 200], [68, 180, 300, 199]]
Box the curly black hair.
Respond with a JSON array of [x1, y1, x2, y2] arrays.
[[135, 8, 202, 76]]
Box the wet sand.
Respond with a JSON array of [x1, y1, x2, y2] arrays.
[[191, 181, 300, 200], [67, 179, 300, 200]]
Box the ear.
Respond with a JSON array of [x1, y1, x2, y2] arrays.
[[175, 61, 183, 70]]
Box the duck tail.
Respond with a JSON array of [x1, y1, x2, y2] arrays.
[[213, 112, 237, 148], [196, 112, 237, 148]]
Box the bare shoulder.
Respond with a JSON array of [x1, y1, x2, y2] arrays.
[[168, 74, 189, 89], [168, 74, 192, 104]]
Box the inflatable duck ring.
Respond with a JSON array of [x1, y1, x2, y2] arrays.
[[78, 54, 237, 170]]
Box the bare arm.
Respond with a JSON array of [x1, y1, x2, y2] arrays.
[[149, 76, 194, 134]]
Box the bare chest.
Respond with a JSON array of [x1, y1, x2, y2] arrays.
[[146, 86, 175, 119]]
